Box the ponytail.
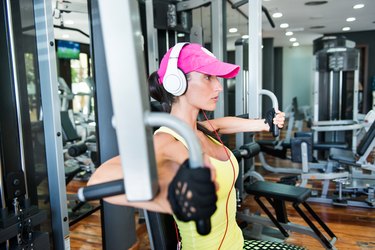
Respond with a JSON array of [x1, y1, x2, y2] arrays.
[[148, 71, 175, 113]]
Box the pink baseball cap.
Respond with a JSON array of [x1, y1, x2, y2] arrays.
[[157, 43, 240, 84]]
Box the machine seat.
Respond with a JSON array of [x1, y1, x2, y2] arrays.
[[314, 142, 348, 150], [246, 181, 311, 203], [329, 148, 357, 164], [244, 181, 337, 249]]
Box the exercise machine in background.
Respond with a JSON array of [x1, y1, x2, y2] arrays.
[[312, 36, 363, 154], [234, 41, 338, 250]]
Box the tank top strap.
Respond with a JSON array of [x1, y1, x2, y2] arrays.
[[154, 126, 188, 148]]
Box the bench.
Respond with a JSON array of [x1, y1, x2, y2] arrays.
[[246, 181, 337, 249]]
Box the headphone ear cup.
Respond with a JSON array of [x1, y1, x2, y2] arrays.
[[163, 68, 187, 96]]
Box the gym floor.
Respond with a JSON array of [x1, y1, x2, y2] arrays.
[[67, 130, 375, 250]]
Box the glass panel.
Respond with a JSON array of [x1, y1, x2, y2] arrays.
[[8, 0, 54, 245], [52, 0, 97, 227]]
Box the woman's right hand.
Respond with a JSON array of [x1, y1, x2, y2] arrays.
[[167, 159, 218, 222]]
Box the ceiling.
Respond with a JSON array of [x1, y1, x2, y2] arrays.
[[230, 0, 375, 48], [52, 0, 375, 50]]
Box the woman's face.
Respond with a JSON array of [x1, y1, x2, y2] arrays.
[[184, 71, 223, 111]]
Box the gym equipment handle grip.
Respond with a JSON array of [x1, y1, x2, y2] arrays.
[[188, 164, 211, 236], [77, 179, 125, 202], [68, 142, 88, 157], [78, 178, 211, 235], [273, 124, 279, 137], [147, 112, 212, 236], [196, 218, 211, 236]]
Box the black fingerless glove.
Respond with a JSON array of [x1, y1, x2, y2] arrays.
[[168, 160, 217, 222], [264, 108, 280, 137], [264, 108, 276, 133]]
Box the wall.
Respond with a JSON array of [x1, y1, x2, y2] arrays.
[[282, 45, 314, 110]]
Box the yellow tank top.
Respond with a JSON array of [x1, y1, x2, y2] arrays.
[[155, 127, 244, 250]]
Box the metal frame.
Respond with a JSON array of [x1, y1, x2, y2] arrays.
[[235, 39, 248, 147], [85, 2, 214, 246], [5, 0, 29, 198], [247, 0, 262, 119], [312, 49, 361, 153], [33, 0, 70, 248], [145, 0, 159, 73], [211, 0, 225, 118], [96, 0, 204, 198], [97, 0, 159, 201]]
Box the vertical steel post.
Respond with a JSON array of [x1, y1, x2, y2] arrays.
[[33, 0, 70, 248], [212, 0, 225, 118], [97, 0, 158, 201], [248, 0, 263, 118]]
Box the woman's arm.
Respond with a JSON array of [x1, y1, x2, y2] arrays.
[[200, 111, 285, 134], [87, 155, 177, 214], [87, 132, 216, 214]]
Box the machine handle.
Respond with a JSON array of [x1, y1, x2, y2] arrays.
[[145, 112, 211, 235], [77, 177, 211, 235], [259, 89, 280, 138], [77, 179, 124, 202], [77, 113, 211, 235], [273, 118, 280, 137], [196, 219, 211, 235]]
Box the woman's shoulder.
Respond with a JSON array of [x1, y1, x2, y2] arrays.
[[154, 126, 185, 146], [154, 130, 177, 146], [154, 129, 189, 164]]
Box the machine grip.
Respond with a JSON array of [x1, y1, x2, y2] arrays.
[[187, 162, 212, 236], [68, 142, 88, 157], [273, 124, 280, 137], [77, 179, 125, 202], [196, 219, 211, 236]]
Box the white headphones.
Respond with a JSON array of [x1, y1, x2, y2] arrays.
[[163, 42, 189, 96]]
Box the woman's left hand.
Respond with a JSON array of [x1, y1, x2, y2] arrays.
[[273, 110, 285, 128]]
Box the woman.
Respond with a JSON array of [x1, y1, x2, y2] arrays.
[[149, 43, 285, 249], [88, 43, 287, 249]]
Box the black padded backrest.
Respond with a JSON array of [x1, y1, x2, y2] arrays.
[[357, 121, 375, 156], [60, 111, 80, 143], [292, 97, 304, 120], [291, 137, 313, 163]]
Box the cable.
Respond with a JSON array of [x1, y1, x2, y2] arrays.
[[202, 111, 236, 250], [174, 221, 181, 249]]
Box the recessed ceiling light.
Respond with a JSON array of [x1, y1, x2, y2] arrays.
[[285, 31, 293, 36], [309, 25, 325, 29], [177, 33, 185, 37], [353, 4, 364, 9], [342, 27, 351, 31], [346, 17, 356, 22], [242, 35, 249, 39], [293, 42, 300, 47], [289, 37, 297, 42], [280, 23, 289, 28], [229, 27, 238, 33], [305, 1, 328, 6], [272, 12, 283, 18]]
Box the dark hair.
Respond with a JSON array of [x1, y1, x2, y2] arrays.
[[148, 71, 216, 137], [148, 71, 175, 113]]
